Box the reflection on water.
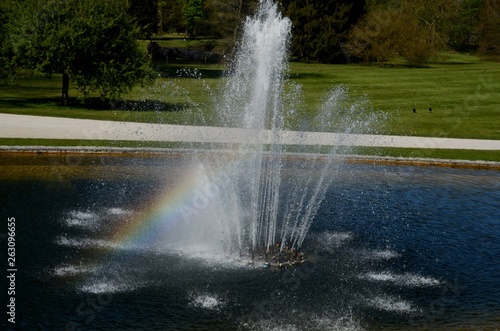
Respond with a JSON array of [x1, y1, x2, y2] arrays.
[[0, 153, 499, 331]]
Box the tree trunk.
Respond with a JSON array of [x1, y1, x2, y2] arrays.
[[231, 0, 245, 41], [62, 72, 69, 106], [157, 5, 163, 34]]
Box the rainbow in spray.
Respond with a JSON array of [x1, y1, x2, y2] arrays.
[[104, 160, 240, 254]]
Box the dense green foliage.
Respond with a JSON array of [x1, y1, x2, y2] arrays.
[[478, 0, 500, 57], [280, 0, 366, 63], [1, 0, 152, 104], [153, 0, 500, 64], [3, 0, 500, 71], [203, 0, 258, 39], [0, 2, 17, 80], [345, 7, 437, 65], [157, 0, 257, 49], [448, 0, 483, 51], [128, 0, 159, 37], [181, 0, 206, 36], [344, 0, 491, 65]]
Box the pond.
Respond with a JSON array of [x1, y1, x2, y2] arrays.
[[1, 152, 498, 330]]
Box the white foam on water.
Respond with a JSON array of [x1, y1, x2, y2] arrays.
[[69, 210, 97, 220], [62, 208, 132, 230], [189, 292, 225, 311], [319, 232, 353, 246], [360, 249, 401, 260], [53, 264, 95, 276], [55, 235, 147, 251], [308, 231, 353, 254], [365, 272, 396, 282], [63, 210, 100, 229], [246, 311, 364, 331], [310, 314, 365, 331], [79, 280, 141, 294], [365, 295, 418, 314], [63, 217, 99, 229], [55, 236, 121, 249], [165, 244, 257, 270], [107, 207, 132, 215], [402, 274, 441, 287], [361, 271, 441, 287], [247, 322, 300, 331]]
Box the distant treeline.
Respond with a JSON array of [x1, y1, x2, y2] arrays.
[[137, 0, 500, 64]]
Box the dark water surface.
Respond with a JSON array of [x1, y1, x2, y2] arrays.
[[1, 153, 499, 330]]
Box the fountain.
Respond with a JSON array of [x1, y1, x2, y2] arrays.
[[1, 1, 498, 330], [170, 0, 375, 264]]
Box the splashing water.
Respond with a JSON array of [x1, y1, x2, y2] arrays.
[[170, 0, 376, 259]]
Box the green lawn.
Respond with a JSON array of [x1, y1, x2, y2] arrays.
[[288, 54, 500, 139], [0, 53, 499, 160]]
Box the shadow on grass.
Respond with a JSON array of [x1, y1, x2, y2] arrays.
[[0, 97, 65, 109], [0, 97, 187, 112]]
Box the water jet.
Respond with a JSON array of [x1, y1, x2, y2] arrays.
[[167, 0, 377, 264]]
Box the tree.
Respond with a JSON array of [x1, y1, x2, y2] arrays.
[[345, 8, 401, 64], [280, 0, 366, 63], [7, 0, 152, 105], [398, 13, 437, 65], [0, 7, 10, 79], [345, 6, 436, 65], [478, 0, 500, 57], [159, 0, 186, 33], [0, 0, 18, 80], [181, 0, 206, 36], [204, 0, 257, 39], [401, 0, 460, 47], [200, 0, 258, 53], [448, 0, 482, 51], [128, 0, 159, 38]]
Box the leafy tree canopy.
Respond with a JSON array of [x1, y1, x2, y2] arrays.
[[0, 0, 18, 80], [181, 0, 206, 36], [279, 0, 366, 63], [128, 0, 160, 38], [5, 0, 152, 104], [479, 0, 500, 57], [345, 7, 437, 65], [204, 0, 258, 39]]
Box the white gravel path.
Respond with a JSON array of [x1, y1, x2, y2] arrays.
[[1, 113, 499, 150]]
